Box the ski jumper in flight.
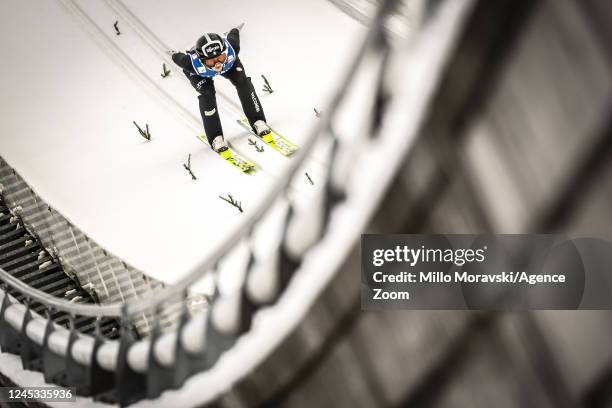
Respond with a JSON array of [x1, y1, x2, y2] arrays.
[[171, 29, 270, 152]]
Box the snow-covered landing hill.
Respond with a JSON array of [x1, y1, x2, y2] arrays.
[[0, 0, 365, 283]]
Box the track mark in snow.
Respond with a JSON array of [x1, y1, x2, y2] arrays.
[[56, 0, 275, 179], [58, 0, 322, 205], [103, 0, 244, 115], [57, 0, 202, 132]]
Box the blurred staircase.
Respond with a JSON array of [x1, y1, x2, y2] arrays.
[[0, 196, 120, 339]]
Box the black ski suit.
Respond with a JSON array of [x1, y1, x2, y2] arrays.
[[171, 28, 266, 145]]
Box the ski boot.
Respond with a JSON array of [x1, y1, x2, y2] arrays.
[[211, 135, 229, 153], [253, 120, 273, 143]]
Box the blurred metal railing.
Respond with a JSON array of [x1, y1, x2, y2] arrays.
[[0, 0, 473, 404], [1, 0, 403, 320], [327, 0, 426, 38]]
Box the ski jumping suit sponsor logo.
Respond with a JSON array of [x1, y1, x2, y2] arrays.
[[251, 92, 260, 113], [205, 44, 221, 55]]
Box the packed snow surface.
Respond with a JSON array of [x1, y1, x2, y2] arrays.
[[0, 0, 364, 283]]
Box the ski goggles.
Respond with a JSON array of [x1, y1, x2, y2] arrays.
[[204, 53, 227, 67]]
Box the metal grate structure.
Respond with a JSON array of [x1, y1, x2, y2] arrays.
[[1, 0, 611, 407], [0, 0, 460, 404]]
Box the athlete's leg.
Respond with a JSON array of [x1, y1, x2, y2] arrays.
[[193, 77, 223, 145], [223, 59, 266, 127]]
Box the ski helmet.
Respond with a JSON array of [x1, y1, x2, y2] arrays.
[[195, 33, 226, 59]]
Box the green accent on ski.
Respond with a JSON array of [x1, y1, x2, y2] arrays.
[[197, 132, 257, 174], [237, 118, 298, 157], [219, 148, 256, 174]]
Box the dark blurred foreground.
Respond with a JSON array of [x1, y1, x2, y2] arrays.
[[217, 0, 612, 406]]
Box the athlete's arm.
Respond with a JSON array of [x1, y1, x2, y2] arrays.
[[227, 28, 240, 54], [171, 52, 194, 72]]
